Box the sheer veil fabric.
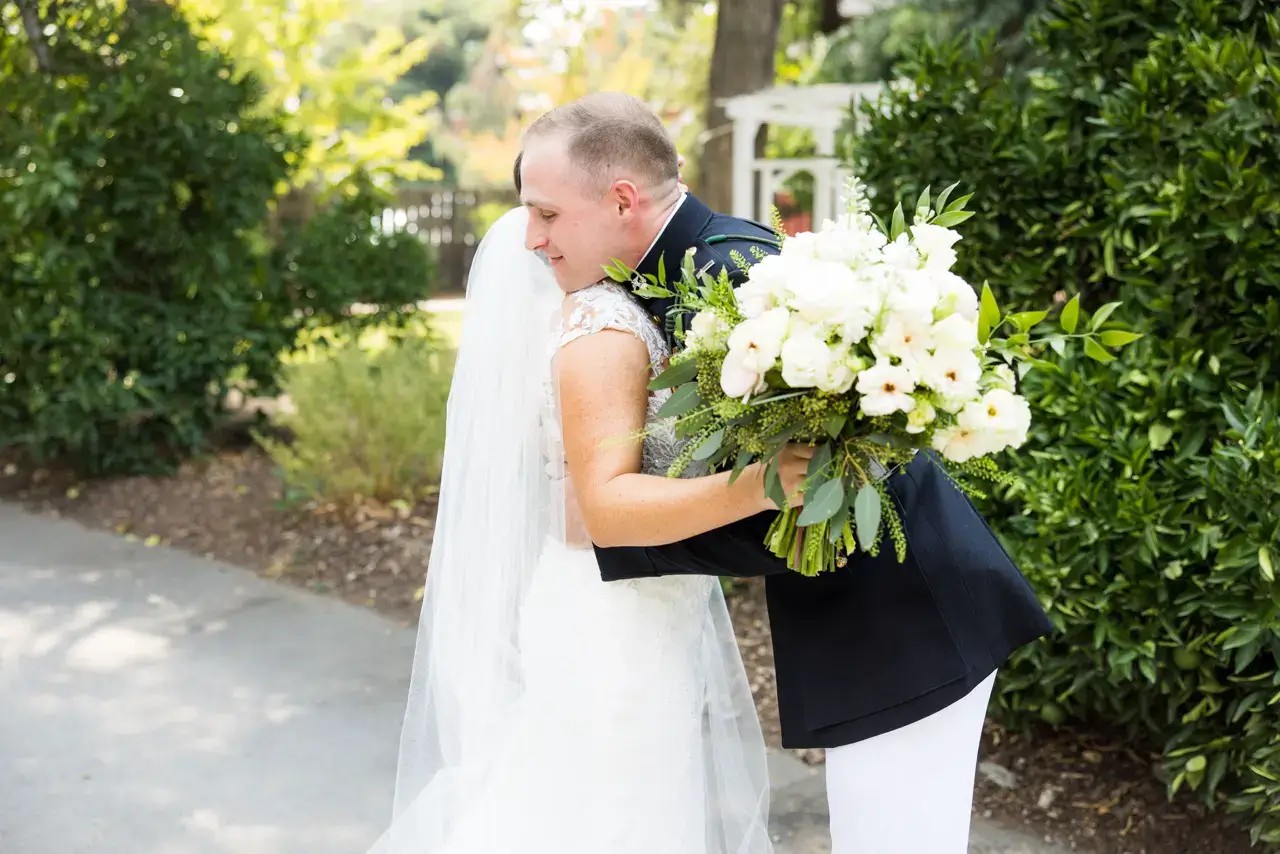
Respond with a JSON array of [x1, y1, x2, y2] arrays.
[[366, 207, 773, 854]]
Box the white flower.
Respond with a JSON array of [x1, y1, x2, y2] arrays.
[[785, 259, 860, 326], [736, 255, 789, 318], [885, 271, 941, 324], [910, 223, 962, 271], [812, 221, 887, 265], [720, 359, 766, 399], [872, 315, 935, 369], [780, 332, 833, 388], [934, 272, 980, 322], [684, 310, 729, 350], [956, 389, 1033, 452], [931, 425, 989, 463], [781, 231, 818, 260], [727, 307, 789, 373], [905, 399, 937, 434], [856, 361, 917, 417], [881, 234, 921, 270], [983, 363, 1017, 393], [918, 348, 983, 413], [930, 313, 979, 352], [818, 355, 857, 394]]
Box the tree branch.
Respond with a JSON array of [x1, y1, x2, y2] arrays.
[[16, 0, 55, 74]]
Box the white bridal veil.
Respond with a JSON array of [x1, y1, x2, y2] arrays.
[[367, 206, 772, 854]]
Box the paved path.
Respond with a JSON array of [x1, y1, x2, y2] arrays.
[[0, 503, 1076, 853]]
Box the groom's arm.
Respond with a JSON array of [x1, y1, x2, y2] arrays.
[[594, 514, 790, 582]]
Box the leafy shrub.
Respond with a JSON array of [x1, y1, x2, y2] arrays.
[[271, 173, 436, 309], [0, 2, 436, 475], [852, 0, 1280, 843], [257, 322, 453, 509]]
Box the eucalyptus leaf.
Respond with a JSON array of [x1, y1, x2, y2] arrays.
[[657, 382, 702, 418], [648, 358, 698, 391], [798, 477, 845, 526], [853, 483, 881, 552], [692, 428, 725, 461]]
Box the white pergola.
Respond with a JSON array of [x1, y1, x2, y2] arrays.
[[719, 82, 889, 226]]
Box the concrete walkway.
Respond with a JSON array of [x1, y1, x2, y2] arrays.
[[0, 503, 1075, 854]]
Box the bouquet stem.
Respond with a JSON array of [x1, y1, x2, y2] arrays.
[[766, 508, 848, 577]]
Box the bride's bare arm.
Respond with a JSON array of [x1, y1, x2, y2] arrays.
[[557, 327, 804, 549]]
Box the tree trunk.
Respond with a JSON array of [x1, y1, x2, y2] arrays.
[[698, 0, 784, 213], [818, 0, 845, 34], [16, 0, 55, 73]]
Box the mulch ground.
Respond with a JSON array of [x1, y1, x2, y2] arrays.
[[1, 444, 1256, 853]]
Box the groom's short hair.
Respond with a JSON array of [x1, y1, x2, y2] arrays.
[[524, 93, 678, 196]]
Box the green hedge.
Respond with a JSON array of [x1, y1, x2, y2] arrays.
[[852, 0, 1280, 843], [0, 1, 433, 475]]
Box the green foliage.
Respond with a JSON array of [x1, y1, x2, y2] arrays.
[[258, 324, 453, 508], [181, 0, 442, 189], [852, 0, 1280, 843], [272, 176, 436, 309], [0, 0, 298, 473], [0, 1, 437, 476]]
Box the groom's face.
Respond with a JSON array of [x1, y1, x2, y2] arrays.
[[520, 135, 630, 293]]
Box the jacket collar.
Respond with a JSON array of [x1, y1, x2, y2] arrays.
[[635, 193, 715, 283]]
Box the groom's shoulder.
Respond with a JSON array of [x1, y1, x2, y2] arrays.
[[691, 210, 782, 280]]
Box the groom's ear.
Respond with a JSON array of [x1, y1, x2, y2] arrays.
[[609, 180, 641, 216]]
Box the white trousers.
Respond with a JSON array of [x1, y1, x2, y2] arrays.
[[825, 670, 997, 854]]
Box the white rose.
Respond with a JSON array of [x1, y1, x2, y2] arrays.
[[780, 332, 833, 388], [684, 310, 729, 350], [812, 228, 858, 265], [881, 233, 921, 270], [885, 273, 941, 325], [930, 313, 979, 352], [727, 307, 790, 374], [784, 259, 860, 326], [838, 306, 878, 345], [934, 272, 980, 322], [918, 348, 983, 413], [856, 360, 917, 417], [736, 255, 788, 318], [720, 359, 765, 399], [818, 355, 857, 394], [781, 231, 818, 260], [910, 223, 962, 271], [872, 315, 935, 369], [905, 399, 937, 434]]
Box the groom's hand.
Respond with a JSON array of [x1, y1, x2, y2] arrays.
[[778, 443, 814, 509]]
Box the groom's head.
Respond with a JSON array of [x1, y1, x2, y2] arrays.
[[519, 92, 681, 292]]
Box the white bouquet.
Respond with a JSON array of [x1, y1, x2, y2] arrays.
[[610, 178, 1141, 576]]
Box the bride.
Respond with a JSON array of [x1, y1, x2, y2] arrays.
[[366, 196, 807, 852]]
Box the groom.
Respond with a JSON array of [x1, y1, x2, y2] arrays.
[[518, 92, 1052, 852]]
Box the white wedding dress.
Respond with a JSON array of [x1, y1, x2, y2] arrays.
[[367, 210, 771, 854]]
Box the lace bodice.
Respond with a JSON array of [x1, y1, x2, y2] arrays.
[[552, 282, 685, 477]]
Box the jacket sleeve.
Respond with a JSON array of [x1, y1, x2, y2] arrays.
[[594, 514, 790, 582]]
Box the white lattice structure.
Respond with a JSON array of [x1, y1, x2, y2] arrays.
[[718, 82, 889, 226]]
